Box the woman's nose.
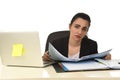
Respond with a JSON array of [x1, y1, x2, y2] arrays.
[[78, 29, 82, 34]]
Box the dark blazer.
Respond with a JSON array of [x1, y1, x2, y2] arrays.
[[51, 36, 98, 58]]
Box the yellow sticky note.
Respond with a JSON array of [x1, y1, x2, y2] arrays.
[[12, 44, 24, 56]]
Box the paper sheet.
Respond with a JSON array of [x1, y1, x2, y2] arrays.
[[60, 60, 108, 71], [95, 58, 120, 69], [49, 43, 112, 62]]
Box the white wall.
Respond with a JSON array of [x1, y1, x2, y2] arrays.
[[0, 0, 120, 59]]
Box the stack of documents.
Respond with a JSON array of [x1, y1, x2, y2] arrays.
[[58, 59, 120, 71], [49, 43, 112, 62], [49, 43, 120, 71]]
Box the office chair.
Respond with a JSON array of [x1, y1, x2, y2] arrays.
[[45, 30, 70, 52]]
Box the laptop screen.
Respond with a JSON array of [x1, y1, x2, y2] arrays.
[[0, 31, 46, 67]]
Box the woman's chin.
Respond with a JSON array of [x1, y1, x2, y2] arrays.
[[74, 38, 82, 42]]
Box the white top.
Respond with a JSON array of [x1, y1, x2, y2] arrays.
[[68, 52, 80, 59]]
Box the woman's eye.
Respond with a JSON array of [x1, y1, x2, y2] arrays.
[[82, 28, 88, 31], [74, 25, 80, 28]]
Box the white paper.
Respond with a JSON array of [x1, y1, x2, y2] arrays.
[[48, 43, 73, 61], [95, 58, 120, 69], [49, 43, 112, 62], [60, 60, 108, 71]]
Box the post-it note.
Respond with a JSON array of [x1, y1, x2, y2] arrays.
[[12, 44, 24, 56]]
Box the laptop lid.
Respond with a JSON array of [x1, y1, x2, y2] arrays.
[[0, 31, 54, 67]]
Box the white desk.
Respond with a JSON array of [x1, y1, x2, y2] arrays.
[[1, 58, 120, 80]]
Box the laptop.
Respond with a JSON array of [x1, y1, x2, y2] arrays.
[[0, 31, 55, 67]]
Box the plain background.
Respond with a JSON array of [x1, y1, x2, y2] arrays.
[[0, 0, 120, 59]]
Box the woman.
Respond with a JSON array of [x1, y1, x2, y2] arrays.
[[42, 12, 111, 61]]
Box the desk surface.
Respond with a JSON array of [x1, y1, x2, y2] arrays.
[[1, 58, 120, 80]]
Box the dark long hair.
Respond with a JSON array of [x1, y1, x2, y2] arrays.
[[70, 13, 91, 27]]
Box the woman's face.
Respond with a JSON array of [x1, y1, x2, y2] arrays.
[[69, 18, 89, 42]]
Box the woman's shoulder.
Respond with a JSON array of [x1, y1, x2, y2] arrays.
[[53, 36, 69, 42], [52, 36, 69, 46]]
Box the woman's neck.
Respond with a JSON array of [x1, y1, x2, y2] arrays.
[[68, 36, 81, 57], [69, 37, 81, 47]]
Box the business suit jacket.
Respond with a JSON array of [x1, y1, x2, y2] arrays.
[[51, 36, 98, 58]]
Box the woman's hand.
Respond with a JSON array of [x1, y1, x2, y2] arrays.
[[104, 53, 111, 60], [42, 51, 52, 61]]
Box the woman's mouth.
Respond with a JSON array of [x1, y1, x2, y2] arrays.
[[75, 35, 81, 39]]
